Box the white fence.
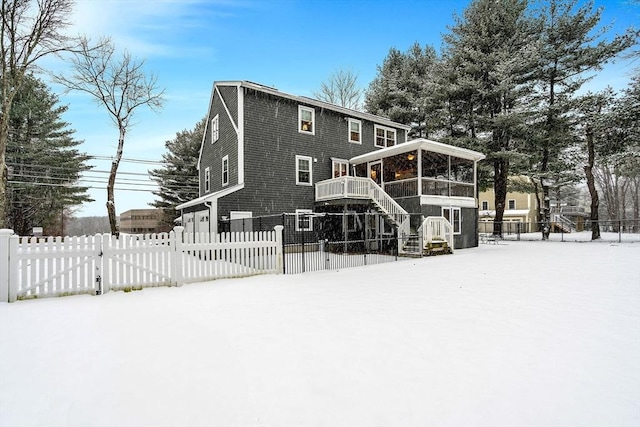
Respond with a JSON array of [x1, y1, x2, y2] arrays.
[[0, 226, 284, 302]]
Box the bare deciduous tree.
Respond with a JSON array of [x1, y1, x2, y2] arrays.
[[0, 0, 75, 228], [54, 37, 164, 235], [314, 69, 362, 110]]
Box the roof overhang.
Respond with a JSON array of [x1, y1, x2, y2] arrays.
[[175, 183, 244, 211], [349, 138, 486, 164], [214, 80, 412, 132]]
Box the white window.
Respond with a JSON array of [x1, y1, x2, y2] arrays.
[[295, 209, 313, 231], [298, 105, 315, 134], [348, 118, 361, 143], [204, 167, 210, 193], [481, 200, 488, 210], [222, 155, 229, 186], [508, 199, 516, 210], [212, 115, 219, 143], [442, 207, 461, 235], [374, 125, 396, 147], [332, 158, 349, 178], [296, 155, 312, 186]]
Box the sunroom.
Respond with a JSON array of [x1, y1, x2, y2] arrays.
[[315, 138, 486, 249]]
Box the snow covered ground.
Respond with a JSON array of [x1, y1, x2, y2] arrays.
[[1, 240, 639, 427]]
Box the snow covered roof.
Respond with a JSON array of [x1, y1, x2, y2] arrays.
[[349, 138, 486, 164]]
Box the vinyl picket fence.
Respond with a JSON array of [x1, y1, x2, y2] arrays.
[[0, 226, 284, 302]]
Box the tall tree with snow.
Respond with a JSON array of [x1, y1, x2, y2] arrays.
[[54, 37, 165, 235], [590, 74, 640, 228], [149, 118, 203, 231], [364, 43, 441, 139], [0, 0, 77, 228], [441, 0, 536, 236], [6, 75, 92, 235], [527, 0, 635, 240]]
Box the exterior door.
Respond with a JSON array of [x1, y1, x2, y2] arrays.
[[369, 161, 382, 186]]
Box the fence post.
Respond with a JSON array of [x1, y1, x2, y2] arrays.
[[619, 220, 622, 243], [274, 225, 284, 274], [8, 234, 18, 302], [95, 234, 103, 295], [172, 226, 185, 286], [101, 234, 112, 294], [0, 229, 14, 303]]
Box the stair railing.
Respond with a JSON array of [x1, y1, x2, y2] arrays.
[[552, 214, 575, 232], [367, 180, 411, 238], [315, 176, 411, 246], [421, 216, 454, 252]]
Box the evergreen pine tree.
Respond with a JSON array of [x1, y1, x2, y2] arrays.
[[528, 0, 635, 239], [6, 75, 92, 235], [364, 43, 441, 138], [442, 0, 536, 236], [149, 118, 203, 230]]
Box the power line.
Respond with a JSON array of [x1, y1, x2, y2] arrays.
[[8, 180, 161, 193]]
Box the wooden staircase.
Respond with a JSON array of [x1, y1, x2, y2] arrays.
[[315, 176, 411, 254], [409, 216, 454, 256]]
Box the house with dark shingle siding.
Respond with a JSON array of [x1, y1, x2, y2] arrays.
[[177, 81, 485, 250]]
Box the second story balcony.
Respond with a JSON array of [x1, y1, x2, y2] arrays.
[[316, 138, 485, 205]]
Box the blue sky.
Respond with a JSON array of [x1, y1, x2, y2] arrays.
[[46, 0, 639, 218]]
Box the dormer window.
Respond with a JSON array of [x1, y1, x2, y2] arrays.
[[298, 105, 315, 135]]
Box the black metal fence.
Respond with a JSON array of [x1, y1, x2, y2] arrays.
[[480, 219, 640, 243], [221, 212, 418, 274]]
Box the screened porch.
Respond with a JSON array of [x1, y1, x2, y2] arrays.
[[317, 139, 485, 202]]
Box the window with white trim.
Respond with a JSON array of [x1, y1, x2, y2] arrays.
[[298, 105, 315, 134], [348, 118, 361, 143], [374, 125, 396, 147], [508, 199, 516, 210], [442, 207, 461, 234], [212, 115, 219, 143], [296, 155, 312, 185], [332, 158, 349, 178], [295, 209, 313, 231], [481, 200, 488, 210], [222, 155, 229, 186], [204, 167, 210, 193]]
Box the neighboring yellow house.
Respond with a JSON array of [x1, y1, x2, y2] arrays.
[[479, 186, 540, 234]]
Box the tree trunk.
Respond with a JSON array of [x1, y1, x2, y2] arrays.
[[107, 126, 126, 235], [0, 107, 9, 229], [584, 124, 600, 240], [493, 158, 508, 237], [632, 177, 639, 233]]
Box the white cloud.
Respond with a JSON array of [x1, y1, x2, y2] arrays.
[[66, 0, 227, 57]]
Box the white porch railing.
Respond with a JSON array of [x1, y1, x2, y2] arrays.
[[420, 216, 454, 252], [316, 176, 410, 239], [316, 176, 372, 201]]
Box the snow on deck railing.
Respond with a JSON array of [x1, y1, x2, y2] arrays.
[[0, 226, 284, 302], [421, 216, 454, 252]]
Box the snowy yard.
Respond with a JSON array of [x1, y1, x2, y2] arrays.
[[1, 240, 639, 427]]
